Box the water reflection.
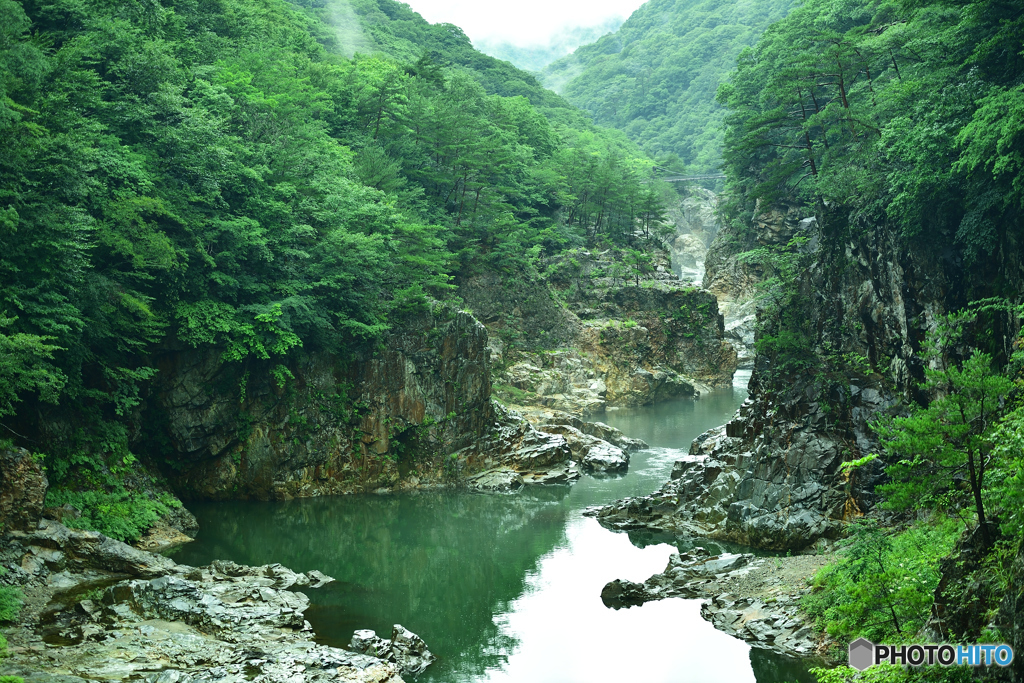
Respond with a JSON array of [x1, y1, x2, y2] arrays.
[[175, 489, 573, 679], [173, 387, 818, 683]]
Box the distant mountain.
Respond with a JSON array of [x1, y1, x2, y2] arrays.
[[542, 0, 794, 174], [474, 17, 626, 73]]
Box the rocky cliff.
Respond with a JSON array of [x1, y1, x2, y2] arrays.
[[597, 200, 1019, 550], [484, 249, 738, 416], [136, 303, 576, 502], [664, 187, 722, 284]]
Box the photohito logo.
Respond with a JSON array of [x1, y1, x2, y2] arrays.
[[848, 639, 1015, 671]]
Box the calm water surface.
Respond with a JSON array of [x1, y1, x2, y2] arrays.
[[174, 372, 816, 683]]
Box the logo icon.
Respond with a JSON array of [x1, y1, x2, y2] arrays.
[[849, 638, 875, 671]]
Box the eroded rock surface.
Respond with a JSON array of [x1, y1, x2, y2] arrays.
[[0, 522, 410, 683], [0, 447, 48, 532], [349, 625, 436, 677], [600, 547, 823, 659]]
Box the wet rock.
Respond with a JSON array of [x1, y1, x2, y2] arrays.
[[534, 424, 629, 473], [154, 303, 498, 500], [521, 408, 648, 453], [600, 579, 648, 608], [133, 523, 194, 553], [578, 441, 628, 473], [7, 520, 178, 577], [1, 529, 400, 683], [593, 419, 852, 550], [599, 548, 818, 658], [349, 625, 435, 677], [468, 469, 524, 492], [0, 446, 48, 532]]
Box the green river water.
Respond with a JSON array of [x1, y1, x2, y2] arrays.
[[173, 374, 818, 683]]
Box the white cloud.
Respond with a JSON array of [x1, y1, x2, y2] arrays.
[[402, 0, 645, 46]]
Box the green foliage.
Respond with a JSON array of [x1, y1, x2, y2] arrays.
[[0, 314, 65, 417], [543, 0, 795, 174], [0, 567, 21, 624], [874, 305, 1020, 540], [802, 518, 960, 643], [0, 0, 671, 526], [811, 664, 973, 683], [718, 0, 1024, 259], [45, 488, 175, 542]]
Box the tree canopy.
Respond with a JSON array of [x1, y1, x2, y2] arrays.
[[543, 0, 795, 175]]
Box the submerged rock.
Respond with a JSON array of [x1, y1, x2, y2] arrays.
[[349, 625, 436, 677]]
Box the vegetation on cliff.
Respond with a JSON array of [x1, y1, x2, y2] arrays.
[[0, 0, 680, 537], [712, 0, 1024, 670]]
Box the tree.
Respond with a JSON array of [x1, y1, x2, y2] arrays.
[[875, 310, 1017, 546], [0, 314, 64, 418], [625, 249, 653, 287]]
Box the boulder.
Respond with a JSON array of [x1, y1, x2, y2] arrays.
[[349, 624, 436, 677]]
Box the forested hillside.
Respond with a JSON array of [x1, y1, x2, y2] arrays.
[[474, 17, 626, 73], [542, 0, 793, 174], [713, 0, 1024, 671], [0, 0, 670, 524]]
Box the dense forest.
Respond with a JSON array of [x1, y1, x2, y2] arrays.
[[543, 0, 794, 174], [0, 0, 676, 531], [715, 0, 1024, 677]]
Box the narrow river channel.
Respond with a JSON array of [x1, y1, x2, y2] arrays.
[[173, 373, 817, 683]]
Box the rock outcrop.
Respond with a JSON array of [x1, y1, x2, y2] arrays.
[[600, 547, 820, 658], [594, 197, 1004, 551], [493, 279, 737, 415], [0, 447, 47, 532], [349, 625, 436, 677], [665, 187, 721, 284], [150, 304, 497, 500], [0, 521, 411, 683]]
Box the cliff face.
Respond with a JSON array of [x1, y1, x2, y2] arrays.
[[597, 203, 1014, 550], [145, 305, 500, 500], [492, 277, 737, 415]]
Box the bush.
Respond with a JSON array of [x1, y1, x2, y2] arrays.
[[802, 518, 960, 643], [810, 664, 973, 683], [44, 488, 177, 542], [0, 568, 21, 624]]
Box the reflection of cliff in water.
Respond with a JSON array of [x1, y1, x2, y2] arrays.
[[749, 645, 819, 683], [173, 487, 573, 681]]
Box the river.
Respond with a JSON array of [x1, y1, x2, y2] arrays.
[[173, 372, 817, 683]]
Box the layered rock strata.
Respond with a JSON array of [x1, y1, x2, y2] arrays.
[[0, 521, 413, 683], [594, 199, 993, 550], [494, 280, 737, 415]]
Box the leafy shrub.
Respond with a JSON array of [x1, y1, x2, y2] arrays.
[[811, 664, 973, 683], [44, 489, 178, 542], [0, 568, 21, 623], [802, 518, 960, 643]]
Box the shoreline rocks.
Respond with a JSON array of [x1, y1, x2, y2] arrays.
[[349, 625, 436, 677], [0, 521, 418, 683], [599, 546, 830, 660]]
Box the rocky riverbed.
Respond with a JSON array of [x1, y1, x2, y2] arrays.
[[599, 545, 833, 660], [0, 520, 430, 683]]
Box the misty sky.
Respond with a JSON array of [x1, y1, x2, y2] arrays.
[[402, 0, 646, 46]]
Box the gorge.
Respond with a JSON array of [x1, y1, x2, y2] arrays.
[[2, 0, 1023, 681]]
